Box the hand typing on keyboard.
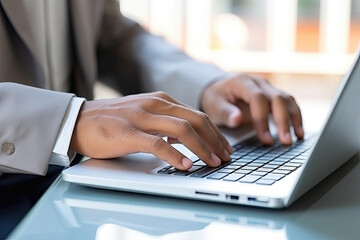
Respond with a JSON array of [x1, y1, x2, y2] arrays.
[[201, 73, 304, 146], [70, 92, 232, 171], [71, 75, 304, 172]]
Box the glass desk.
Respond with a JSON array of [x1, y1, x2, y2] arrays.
[[9, 152, 360, 240]]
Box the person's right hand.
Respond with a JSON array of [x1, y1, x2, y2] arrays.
[[70, 92, 232, 170]]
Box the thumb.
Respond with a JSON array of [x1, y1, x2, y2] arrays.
[[216, 98, 243, 128]]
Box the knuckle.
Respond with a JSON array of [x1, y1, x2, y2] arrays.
[[130, 107, 147, 118], [149, 136, 165, 152], [143, 96, 163, 108], [286, 94, 296, 103], [153, 91, 169, 99], [175, 119, 193, 133], [273, 93, 294, 104], [252, 92, 268, 102], [194, 110, 209, 124]]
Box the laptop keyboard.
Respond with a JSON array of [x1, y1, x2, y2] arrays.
[[157, 136, 315, 185]]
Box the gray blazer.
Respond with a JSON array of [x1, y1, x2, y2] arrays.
[[0, 0, 227, 176]]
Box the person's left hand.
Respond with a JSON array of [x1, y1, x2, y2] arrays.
[[201, 73, 304, 145]]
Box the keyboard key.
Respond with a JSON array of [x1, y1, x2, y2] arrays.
[[247, 162, 264, 167], [279, 166, 297, 171], [240, 166, 258, 171], [223, 173, 245, 181], [246, 153, 263, 158], [251, 171, 268, 176], [230, 153, 243, 159], [189, 167, 218, 178], [262, 164, 279, 169], [229, 162, 246, 166], [272, 169, 291, 175], [223, 166, 239, 170], [272, 157, 289, 162], [207, 173, 228, 180], [253, 159, 270, 163], [271, 161, 286, 165], [235, 169, 252, 174], [256, 179, 276, 185], [286, 149, 304, 155], [218, 168, 235, 174], [256, 168, 273, 173], [193, 160, 207, 166], [173, 165, 203, 176], [280, 153, 297, 159], [257, 157, 275, 162], [234, 151, 249, 157], [239, 175, 261, 183], [283, 162, 302, 168], [263, 173, 285, 181], [236, 158, 253, 163], [264, 153, 282, 158], [157, 166, 177, 174]]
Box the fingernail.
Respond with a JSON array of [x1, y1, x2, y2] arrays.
[[211, 153, 222, 165], [182, 158, 193, 169], [297, 127, 304, 138], [284, 131, 292, 144], [263, 131, 273, 144]]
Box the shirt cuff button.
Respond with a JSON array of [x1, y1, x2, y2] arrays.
[[1, 143, 15, 155]]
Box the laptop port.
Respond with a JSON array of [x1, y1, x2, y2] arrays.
[[248, 197, 269, 204], [226, 194, 239, 200], [195, 191, 219, 197]]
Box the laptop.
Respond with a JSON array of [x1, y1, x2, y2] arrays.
[[63, 47, 360, 209]]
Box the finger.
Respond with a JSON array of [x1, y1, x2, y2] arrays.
[[287, 96, 304, 139], [231, 78, 274, 144], [234, 100, 252, 124], [271, 96, 292, 145], [133, 131, 193, 170], [167, 137, 181, 144], [210, 95, 243, 128], [132, 113, 223, 167], [252, 76, 304, 140], [249, 93, 274, 145], [207, 119, 234, 154], [142, 99, 231, 161], [135, 93, 234, 154], [178, 110, 231, 162]]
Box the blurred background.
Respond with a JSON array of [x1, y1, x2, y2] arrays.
[[101, 0, 360, 125]]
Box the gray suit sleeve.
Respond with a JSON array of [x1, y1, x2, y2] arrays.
[[0, 83, 74, 175], [97, 0, 229, 109]]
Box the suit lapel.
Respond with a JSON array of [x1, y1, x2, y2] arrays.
[[1, 0, 43, 72]]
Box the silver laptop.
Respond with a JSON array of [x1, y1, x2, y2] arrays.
[[63, 47, 360, 209]]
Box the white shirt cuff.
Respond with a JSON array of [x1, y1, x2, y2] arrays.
[[49, 97, 86, 167]]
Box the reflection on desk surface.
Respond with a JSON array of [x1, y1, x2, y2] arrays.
[[10, 154, 360, 240]]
